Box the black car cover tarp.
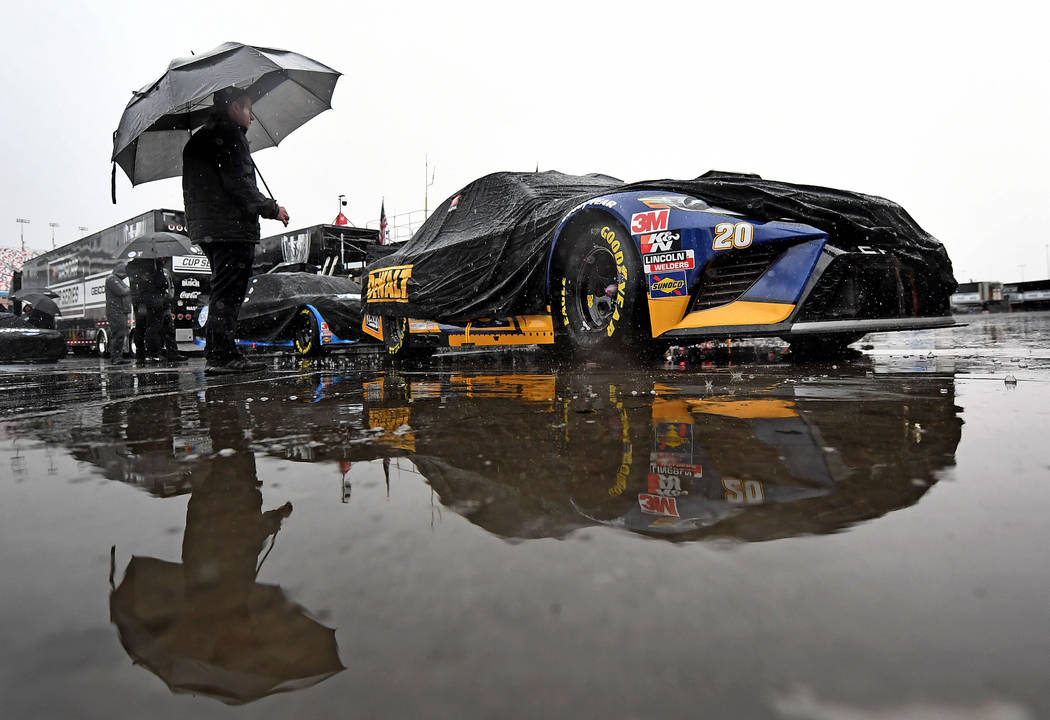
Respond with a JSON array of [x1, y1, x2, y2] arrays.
[[363, 170, 956, 322], [238, 272, 364, 342], [0, 315, 67, 361]]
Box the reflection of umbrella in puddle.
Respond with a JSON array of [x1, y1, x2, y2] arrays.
[[109, 555, 343, 705]]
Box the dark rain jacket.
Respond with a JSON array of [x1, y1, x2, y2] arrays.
[[127, 259, 169, 306], [105, 272, 132, 318], [182, 113, 280, 243]]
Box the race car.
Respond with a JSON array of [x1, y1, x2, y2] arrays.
[[195, 271, 371, 356], [362, 170, 956, 358]]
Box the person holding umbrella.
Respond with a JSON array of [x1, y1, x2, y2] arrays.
[[112, 42, 340, 374], [127, 257, 170, 362], [183, 87, 289, 375]]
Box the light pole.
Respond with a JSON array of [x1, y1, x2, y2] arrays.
[[1018, 264, 1026, 282], [78, 225, 88, 237], [15, 218, 30, 252], [49, 222, 60, 249]]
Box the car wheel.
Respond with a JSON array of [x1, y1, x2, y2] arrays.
[[383, 316, 435, 361], [293, 307, 321, 357], [551, 217, 649, 358], [786, 333, 864, 359], [96, 329, 109, 358]]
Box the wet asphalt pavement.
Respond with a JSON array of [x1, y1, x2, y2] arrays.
[[1, 312, 1049, 719]]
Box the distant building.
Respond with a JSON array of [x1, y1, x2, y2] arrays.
[[0, 247, 37, 297], [951, 281, 1005, 313], [1003, 280, 1050, 310]]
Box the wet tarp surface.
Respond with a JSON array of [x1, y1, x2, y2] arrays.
[[0, 316, 67, 362], [363, 170, 956, 322], [238, 272, 363, 341]]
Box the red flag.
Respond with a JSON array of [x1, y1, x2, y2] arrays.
[[333, 212, 349, 226], [379, 200, 389, 244]]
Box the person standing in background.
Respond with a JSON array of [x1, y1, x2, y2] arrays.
[[104, 262, 132, 365], [127, 257, 168, 362]]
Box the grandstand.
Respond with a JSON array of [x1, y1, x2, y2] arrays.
[[1, 247, 37, 297]]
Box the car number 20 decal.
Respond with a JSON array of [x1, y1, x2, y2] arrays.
[[712, 222, 754, 250]]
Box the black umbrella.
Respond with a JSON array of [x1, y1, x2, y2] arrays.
[[17, 295, 60, 317], [9, 287, 59, 300], [111, 42, 341, 187], [110, 555, 344, 705], [116, 231, 197, 261]]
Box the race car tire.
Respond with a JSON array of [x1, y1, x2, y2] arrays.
[[96, 329, 108, 358], [551, 217, 650, 358], [293, 307, 321, 357], [785, 333, 865, 359], [383, 316, 435, 361]]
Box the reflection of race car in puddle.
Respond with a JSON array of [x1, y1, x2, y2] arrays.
[[362, 171, 956, 360], [358, 371, 962, 542], [596, 395, 840, 536]]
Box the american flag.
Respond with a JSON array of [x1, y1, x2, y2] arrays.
[[379, 200, 389, 244]]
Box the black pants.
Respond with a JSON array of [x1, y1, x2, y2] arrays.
[[133, 298, 167, 359], [202, 242, 256, 363], [107, 312, 129, 361]]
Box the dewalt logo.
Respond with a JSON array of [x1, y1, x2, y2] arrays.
[[367, 264, 413, 303]]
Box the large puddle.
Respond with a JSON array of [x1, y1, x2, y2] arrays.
[[1, 312, 1048, 718]]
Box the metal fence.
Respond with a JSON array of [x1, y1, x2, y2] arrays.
[[365, 209, 428, 244]]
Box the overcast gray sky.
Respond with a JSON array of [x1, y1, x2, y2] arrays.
[[2, 0, 1047, 282]]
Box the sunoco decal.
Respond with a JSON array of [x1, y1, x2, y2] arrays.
[[648, 271, 687, 299], [643, 249, 694, 274], [367, 265, 413, 303]]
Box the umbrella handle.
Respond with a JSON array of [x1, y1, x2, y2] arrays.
[[255, 531, 278, 579], [112, 163, 117, 205], [251, 158, 276, 201]]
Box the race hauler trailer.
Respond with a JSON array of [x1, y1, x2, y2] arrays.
[[16, 209, 210, 355], [254, 223, 394, 277]]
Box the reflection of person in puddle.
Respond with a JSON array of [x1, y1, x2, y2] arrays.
[[183, 395, 292, 618], [108, 389, 343, 704]]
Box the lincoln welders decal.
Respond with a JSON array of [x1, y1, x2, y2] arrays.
[[643, 249, 694, 274]]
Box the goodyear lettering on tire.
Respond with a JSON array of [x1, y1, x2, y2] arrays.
[[560, 278, 570, 326], [387, 317, 406, 355], [295, 308, 313, 355], [599, 227, 628, 337]]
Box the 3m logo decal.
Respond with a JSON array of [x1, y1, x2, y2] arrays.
[[638, 493, 680, 517], [648, 271, 687, 299], [366, 264, 413, 303], [631, 209, 669, 235], [640, 230, 682, 254], [643, 249, 694, 274]]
